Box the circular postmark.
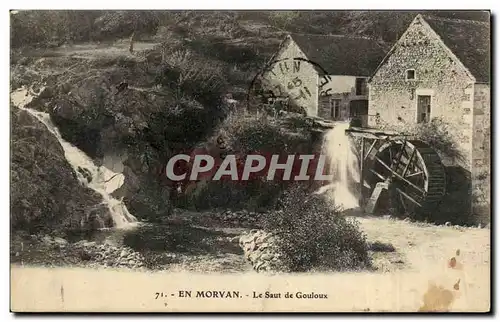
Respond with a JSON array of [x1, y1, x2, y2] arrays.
[[246, 57, 335, 117]]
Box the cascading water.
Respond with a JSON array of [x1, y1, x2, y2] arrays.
[[10, 87, 138, 229], [316, 122, 360, 211]]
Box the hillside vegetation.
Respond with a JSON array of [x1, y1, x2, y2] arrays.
[[11, 10, 489, 48]]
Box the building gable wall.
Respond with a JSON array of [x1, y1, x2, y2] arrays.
[[369, 17, 475, 169], [369, 16, 491, 224], [263, 38, 370, 120], [262, 39, 319, 116]]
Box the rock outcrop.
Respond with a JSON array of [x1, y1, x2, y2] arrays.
[[194, 210, 266, 228], [11, 234, 146, 269], [12, 58, 176, 223], [239, 229, 284, 273], [10, 108, 113, 234], [71, 239, 146, 269]]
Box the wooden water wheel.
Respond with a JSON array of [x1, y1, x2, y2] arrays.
[[345, 127, 446, 219]]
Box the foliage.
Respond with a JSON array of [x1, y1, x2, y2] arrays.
[[263, 11, 488, 42], [10, 10, 490, 231], [93, 11, 160, 39], [267, 11, 301, 31], [410, 118, 467, 165], [218, 114, 312, 155], [263, 185, 370, 272], [179, 179, 285, 212], [10, 10, 161, 47], [10, 11, 100, 47], [155, 47, 229, 107], [11, 10, 489, 49], [174, 114, 315, 211], [139, 99, 218, 158], [375, 117, 467, 166]]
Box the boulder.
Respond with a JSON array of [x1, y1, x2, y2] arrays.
[[53, 237, 68, 246], [81, 204, 113, 230], [239, 229, 284, 273], [41, 235, 53, 244], [67, 241, 146, 269], [10, 108, 106, 233], [37, 86, 54, 99]]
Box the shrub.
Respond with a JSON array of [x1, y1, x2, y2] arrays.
[[181, 179, 284, 212], [410, 118, 468, 165], [375, 117, 467, 165], [10, 10, 160, 47], [155, 47, 229, 107], [218, 114, 312, 155], [263, 185, 370, 272], [267, 12, 301, 31], [174, 115, 315, 211], [93, 11, 160, 40]]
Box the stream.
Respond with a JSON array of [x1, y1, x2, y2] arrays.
[[11, 86, 138, 229]]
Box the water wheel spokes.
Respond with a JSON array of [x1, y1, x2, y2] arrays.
[[366, 139, 445, 218], [374, 155, 426, 196]]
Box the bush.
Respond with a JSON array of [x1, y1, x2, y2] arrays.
[[410, 118, 468, 165], [219, 114, 312, 155], [174, 115, 315, 211], [155, 47, 229, 108], [267, 11, 301, 31], [180, 179, 284, 212], [263, 185, 370, 272], [10, 10, 161, 47], [375, 117, 467, 166]]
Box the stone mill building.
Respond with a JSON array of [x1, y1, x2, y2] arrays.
[[368, 14, 491, 223], [260, 33, 388, 125]]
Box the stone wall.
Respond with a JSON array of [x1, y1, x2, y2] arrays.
[[263, 38, 370, 119], [239, 230, 283, 273], [368, 17, 491, 224], [317, 93, 350, 120], [317, 75, 369, 121], [471, 84, 491, 224], [262, 39, 319, 116], [369, 17, 475, 170]]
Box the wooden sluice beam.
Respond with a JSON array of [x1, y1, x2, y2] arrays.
[[344, 127, 410, 140]]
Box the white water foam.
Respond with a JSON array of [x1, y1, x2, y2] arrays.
[[316, 122, 360, 211], [11, 87, 138, 229]]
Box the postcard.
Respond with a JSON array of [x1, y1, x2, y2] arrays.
[[9, 9, 491, 313]]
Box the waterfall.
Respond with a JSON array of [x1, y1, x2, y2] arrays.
[[315, 122, 360, 211], [11, 87, 138, 229]]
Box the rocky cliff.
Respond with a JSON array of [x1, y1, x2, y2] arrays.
[[10, 107, 113, 236]]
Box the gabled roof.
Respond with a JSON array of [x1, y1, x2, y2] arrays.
[[288, 33, 390, 77], [370, 14, 491, 83], [422, 15, 490, 83]]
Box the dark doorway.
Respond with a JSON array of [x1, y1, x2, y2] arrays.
[[417, 95, 431, 123], [330, 99, 341, 119], [355, 78, 368, 96], [349, 100, 368, 127]]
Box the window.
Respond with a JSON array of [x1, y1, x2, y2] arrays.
[[331, 99, 341, 119], [406, 69, 416, 80], [417, 95, 431, 123], [355, 78, 368, 96]]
